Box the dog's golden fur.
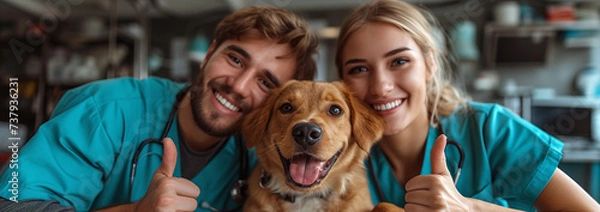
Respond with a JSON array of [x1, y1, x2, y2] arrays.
[[242, 80, 385, 212]]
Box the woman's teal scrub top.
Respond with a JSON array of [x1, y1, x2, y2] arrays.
[[367, 102, 564, 212], [0, 77, 256, 211]]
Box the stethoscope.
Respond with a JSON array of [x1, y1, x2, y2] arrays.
[[367, 125, 465, 203], [127, 85, 250, 211]]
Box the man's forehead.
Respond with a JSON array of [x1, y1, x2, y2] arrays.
[[226, 37, 291, 52]]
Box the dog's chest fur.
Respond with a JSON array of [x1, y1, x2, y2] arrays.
[[282, 197, 332, 212]]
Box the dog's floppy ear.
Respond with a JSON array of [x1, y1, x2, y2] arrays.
[[242, 80, 294, 149], [333, 81, 385, 152], [242, 95, 275, 149]]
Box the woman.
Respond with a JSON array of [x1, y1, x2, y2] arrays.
[[336, 0, 600, 211]]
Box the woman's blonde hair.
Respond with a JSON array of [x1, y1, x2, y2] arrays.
[[335, 0, 467, 125], [215, 6, 319, 80]]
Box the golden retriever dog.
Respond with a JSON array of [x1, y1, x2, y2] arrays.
[[242, 80, 385, 212]]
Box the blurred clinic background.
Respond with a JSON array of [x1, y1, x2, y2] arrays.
[[0, 0, 599, 202]]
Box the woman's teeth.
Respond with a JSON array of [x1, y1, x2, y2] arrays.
[[215, 91, 240, 112], [373, 99, 402, 111]]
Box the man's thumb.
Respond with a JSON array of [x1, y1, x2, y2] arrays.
[[430, 134, 451, 176], [158, 137, 177, 177]]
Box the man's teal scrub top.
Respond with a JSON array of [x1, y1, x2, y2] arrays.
[[367, 102, 564, 212], [0, 77, 256, 211]]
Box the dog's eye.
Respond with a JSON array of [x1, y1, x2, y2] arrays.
[[328, 105, 343, 116], [280, 103, 294, 114]]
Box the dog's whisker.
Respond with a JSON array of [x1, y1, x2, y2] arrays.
[[256, 133, 285, 155], [259, 143, 278, 155], [259, 140, 281, 155]]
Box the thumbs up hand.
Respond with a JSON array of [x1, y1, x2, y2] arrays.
[[404, 135, 469, 211], [134, 138, 201, 212]]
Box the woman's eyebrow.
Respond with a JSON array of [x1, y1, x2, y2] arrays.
[[343, 47, 412, 67], [383, 47, 412, 58], [344, 58, 367, 66]]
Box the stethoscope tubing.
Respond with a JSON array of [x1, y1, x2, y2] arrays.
[[127, 85, 187, 202]]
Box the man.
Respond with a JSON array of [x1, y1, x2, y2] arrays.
[[0, 6, 318, 211]]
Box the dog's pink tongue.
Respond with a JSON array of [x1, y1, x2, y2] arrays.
[[289, 155, 325, 186]]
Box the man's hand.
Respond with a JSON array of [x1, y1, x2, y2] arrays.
[[404, 135, 469, 211], [133, 138, 201, 212]]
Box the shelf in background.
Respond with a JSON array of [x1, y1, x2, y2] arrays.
[[546, 0, 600, 2], [486, 20, 600, 31], [564, 35, 600, 48], [547, 20, 600, 31], [485, 20, 600, 49]]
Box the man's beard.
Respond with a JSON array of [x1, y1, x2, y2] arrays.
[[189, 75, 241, 137]]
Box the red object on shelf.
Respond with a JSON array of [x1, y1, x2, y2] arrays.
[[546, 4, 576, 22]]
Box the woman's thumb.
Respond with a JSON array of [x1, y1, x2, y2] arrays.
[[430, 134, 451, 176]]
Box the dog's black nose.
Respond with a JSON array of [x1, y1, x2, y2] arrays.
[[292, 122, 322, 147]]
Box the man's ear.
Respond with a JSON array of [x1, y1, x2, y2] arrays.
[[333, 81, 385, 152], [200, 40, 217, 70]]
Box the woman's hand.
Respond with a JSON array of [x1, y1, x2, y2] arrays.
[[403, 135, 470, 211], [403, 135, 523, 212]]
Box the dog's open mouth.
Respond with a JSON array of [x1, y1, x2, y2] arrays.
[[276, 146, 342, 188]]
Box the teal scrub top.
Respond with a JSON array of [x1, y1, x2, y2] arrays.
[[0, 77, 257, 211], [367, 102, 564, 212]]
